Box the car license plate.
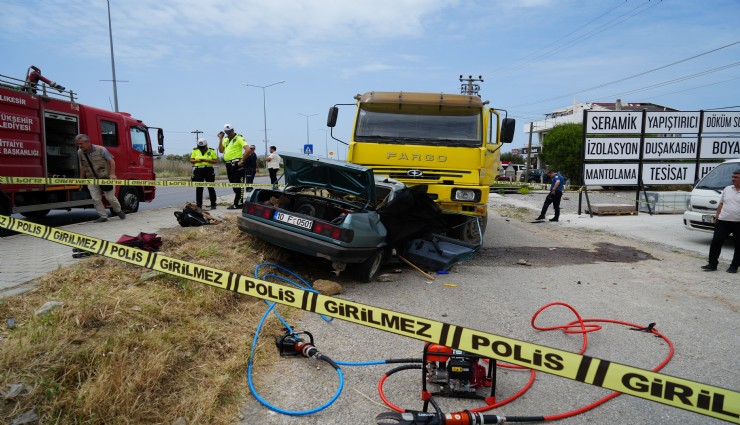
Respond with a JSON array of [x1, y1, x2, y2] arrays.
[[273, 211, 313, 230], [701, 214, 715, 223]]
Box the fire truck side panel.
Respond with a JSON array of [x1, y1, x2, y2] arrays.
[[1, 75, 159, 216]]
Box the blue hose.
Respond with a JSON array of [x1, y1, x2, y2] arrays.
[[246, 263, 345, 416], [247, 263, 407, 415]]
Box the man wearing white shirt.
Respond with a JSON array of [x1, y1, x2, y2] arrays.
[[702, 168, 740, 273], [266, 145, 281, 186]]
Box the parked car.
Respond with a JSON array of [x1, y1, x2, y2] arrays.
[[236, 153, 408, 282], [683, 158, 740, 234], [519, 169, 551, 183]]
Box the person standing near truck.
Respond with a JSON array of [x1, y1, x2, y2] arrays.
[[218, 124, 248, 209], [244, 145, 258, 192], [536, 169, 564, 222], [75, 134, 126, 223], [190, 138, 218, 210], [701, 168, 740, 273], [266, 145, 281, 186]]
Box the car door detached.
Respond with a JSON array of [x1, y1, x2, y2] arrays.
[[354, 249, 385, 283]]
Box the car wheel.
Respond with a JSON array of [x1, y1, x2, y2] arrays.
[[354, 249, 384, 283], [21, 209, 50, 218], [116, 187, 140, 213]]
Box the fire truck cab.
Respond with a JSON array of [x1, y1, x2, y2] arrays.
[[0, 66, 164, 218]]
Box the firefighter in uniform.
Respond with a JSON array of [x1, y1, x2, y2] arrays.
[[190, 138, 218, 210], [217, 124, 249, 209]]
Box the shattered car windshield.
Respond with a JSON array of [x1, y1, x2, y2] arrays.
[[354, 104, 482, 147]]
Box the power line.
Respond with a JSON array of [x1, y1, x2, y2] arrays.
[[589, 62, 740, 101], [488, 0, 661, 81], [542, 0, 661, 62], [485, 0, 631, 79], [509, 40, 740, 108]]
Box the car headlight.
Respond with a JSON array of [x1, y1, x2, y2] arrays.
[[452, 189, 481, 202]]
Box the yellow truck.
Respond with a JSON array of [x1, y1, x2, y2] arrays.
[[327, 91, 514, 243]]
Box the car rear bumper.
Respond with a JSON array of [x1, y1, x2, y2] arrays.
[[237, 215, 380, 263]]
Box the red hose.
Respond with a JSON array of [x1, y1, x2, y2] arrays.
[[532, 302, 674, 421], [376, 302, 674, 422]]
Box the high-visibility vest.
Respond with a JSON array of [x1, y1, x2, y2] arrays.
[[222, 134, 247, 161], [191, 147, 216, 166]]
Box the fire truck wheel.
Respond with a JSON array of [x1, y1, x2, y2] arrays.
[[116, 187, 140, 213], [21, 209, 50, 218], [354, 249, 384, 283]]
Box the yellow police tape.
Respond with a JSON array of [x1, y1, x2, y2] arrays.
[[0, 215, 738, 423], [0, 176, 279, 189]]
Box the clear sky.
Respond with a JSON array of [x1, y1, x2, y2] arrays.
[[2, 0, 739, 157]]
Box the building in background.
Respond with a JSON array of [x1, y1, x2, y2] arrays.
[[522, 99, 678, 169]]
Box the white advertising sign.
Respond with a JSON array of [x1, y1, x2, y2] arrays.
[[699, 136, 740, 159], [641, 163, 696, 185], [698, 163, 723, 180], [643, 137, 698, 160], [583, 163, 638, 185], [703, 111, 740, 133], [586, 111, 643, 134], [644, 112, 701, 134], [584, 138, 640, 160]]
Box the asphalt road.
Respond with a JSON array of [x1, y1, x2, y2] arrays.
[[237, 191, 738, 425], [1, 176, 270, 235]]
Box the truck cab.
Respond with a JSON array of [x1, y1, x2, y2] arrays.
[[328, 91, 514, 243]]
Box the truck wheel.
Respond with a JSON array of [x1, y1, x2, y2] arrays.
[[354, 249, 384, 283], [21, 209, 50, 218], [455, 214, 487, 245], [117, 187, 140, 213]]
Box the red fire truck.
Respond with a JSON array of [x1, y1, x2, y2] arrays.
[[0, 66, 164, 218]]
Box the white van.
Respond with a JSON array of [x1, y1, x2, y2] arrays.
[[683, 158, 740, 233]]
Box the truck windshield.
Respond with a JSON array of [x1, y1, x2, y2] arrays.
[[696, 162, 739, 190], [355, 105, 482, 147]]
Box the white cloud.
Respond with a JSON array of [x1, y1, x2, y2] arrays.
[[1, 0, 459, 69]]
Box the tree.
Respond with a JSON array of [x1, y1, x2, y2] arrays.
[[500, 152, 524, 164], [539, 123, 583, 185]]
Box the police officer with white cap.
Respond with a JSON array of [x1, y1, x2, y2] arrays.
[[190, 138, 218, 210], [218, 124, 248, 209]]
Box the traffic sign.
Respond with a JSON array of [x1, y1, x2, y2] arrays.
[[304, 144, 313, 155]]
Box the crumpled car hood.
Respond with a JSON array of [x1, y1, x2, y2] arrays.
[[281, 152, 376, 202]]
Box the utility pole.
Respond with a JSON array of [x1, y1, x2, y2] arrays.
[[525, 121, 533, 180], [106, 0, 119, 112], [191, 129, 203, 143], [459, 75, 483, 96]]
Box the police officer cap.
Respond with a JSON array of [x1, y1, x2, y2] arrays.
[[224, 124, 234, 132], [197, 139, 208, 147]]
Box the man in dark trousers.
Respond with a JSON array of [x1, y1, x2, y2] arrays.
[[702, 168, 740, 273], [536, 169, 565, 222], [244, 145, 258, 192], [190, 138, 218, 210], [217, 124, 248, 209]]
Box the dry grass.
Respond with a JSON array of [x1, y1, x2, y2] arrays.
[[154, 159, 227, 179], [0, 217, 303, 424]]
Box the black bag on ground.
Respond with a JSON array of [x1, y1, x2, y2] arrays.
[[174, 205, 209, 227]]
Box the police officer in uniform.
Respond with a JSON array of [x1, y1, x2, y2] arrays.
[[217, 124, 248, 209], [190, 138, 218, 210]]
